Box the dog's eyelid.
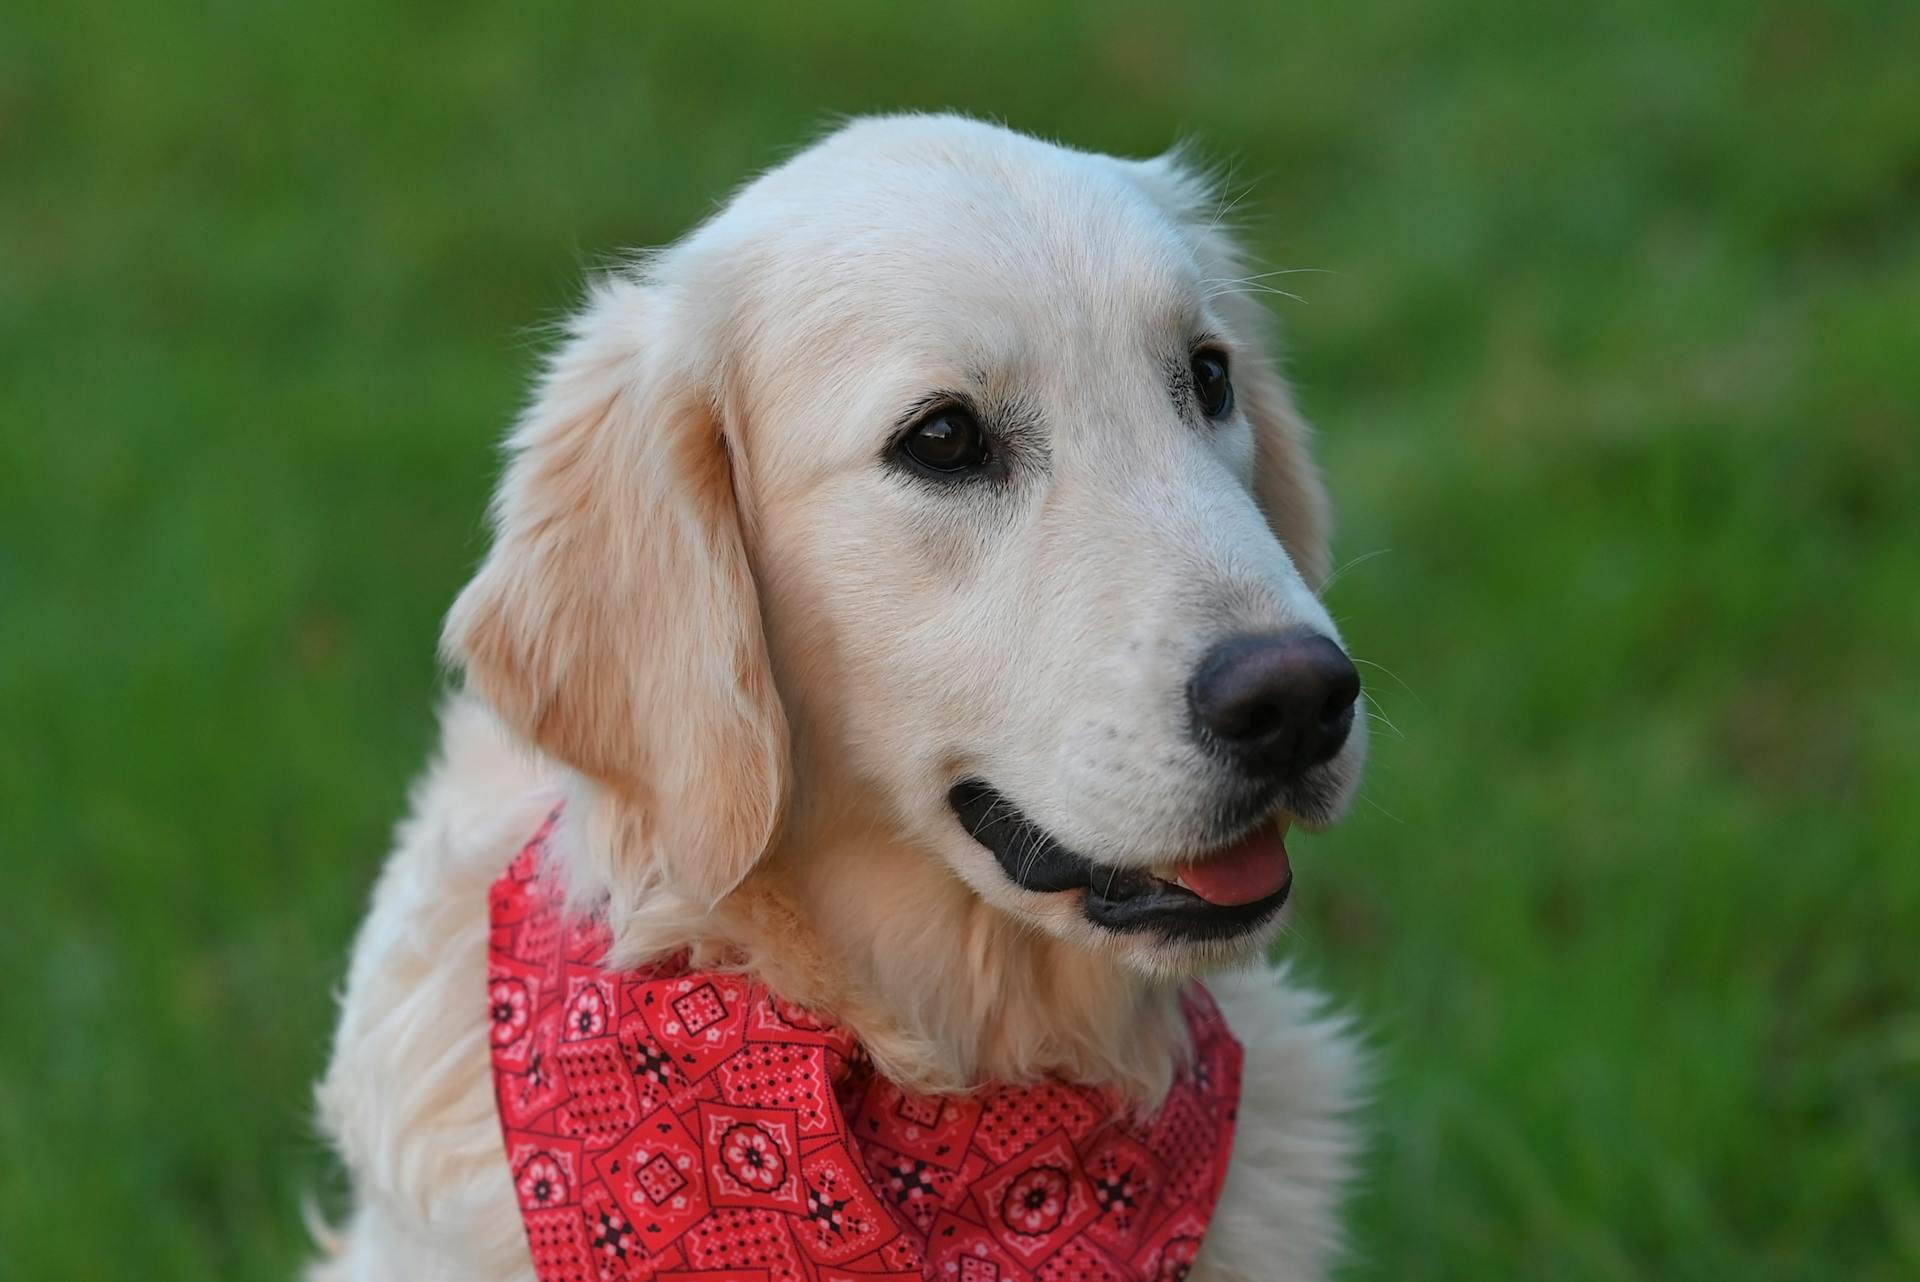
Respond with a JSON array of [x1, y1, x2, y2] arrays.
[[892, 389, 975, 432], [882, 391, 984, 463]]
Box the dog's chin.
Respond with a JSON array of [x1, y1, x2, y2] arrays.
[[947, 780, 1300, 962]]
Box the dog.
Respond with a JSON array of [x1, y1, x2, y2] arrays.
[[312, 113, 1367, 1282]]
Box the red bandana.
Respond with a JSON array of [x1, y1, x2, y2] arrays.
[[489, 811, 1243, 1282]]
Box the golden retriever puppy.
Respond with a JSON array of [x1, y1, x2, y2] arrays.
[[313, 113, 1366, 1282]]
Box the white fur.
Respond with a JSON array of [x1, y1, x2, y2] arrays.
[[314, 114, 1367, 1281]]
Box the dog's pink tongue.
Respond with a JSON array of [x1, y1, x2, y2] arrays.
[[1173, 827, 1292, 906]]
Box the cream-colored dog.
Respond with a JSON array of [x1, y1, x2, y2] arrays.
[[313, 113, 1367, 1282]]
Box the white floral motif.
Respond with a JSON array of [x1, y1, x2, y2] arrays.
[[719, 1122, 786, 1191]]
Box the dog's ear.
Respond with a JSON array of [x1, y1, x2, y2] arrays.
[[1129, 151, 1334, 589], [445, 276, 788, 909]]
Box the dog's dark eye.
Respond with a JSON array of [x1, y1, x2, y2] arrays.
[[899, 405, 989, 474], [1191, 349, 1233, 419]]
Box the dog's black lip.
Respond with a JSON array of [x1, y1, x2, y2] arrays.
[[947, 779, 1292, 940], [1085, 872, 1291, 940]]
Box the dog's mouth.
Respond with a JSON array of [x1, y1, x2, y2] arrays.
[[947, 780, 1293, 941]]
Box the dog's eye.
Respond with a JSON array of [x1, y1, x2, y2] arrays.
[[1191, 349, 1233, 419], [899, 405, 989, 474]]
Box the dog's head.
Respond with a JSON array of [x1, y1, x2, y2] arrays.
[[447, 115, 1365, 975]]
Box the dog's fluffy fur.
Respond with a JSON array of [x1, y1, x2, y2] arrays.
[[314, 114, 1366, 1281]]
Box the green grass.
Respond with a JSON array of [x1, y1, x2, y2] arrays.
[[4, 1, 1917, 1277]]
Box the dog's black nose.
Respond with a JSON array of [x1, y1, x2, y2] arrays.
[[1189, 630, 1361, 778]]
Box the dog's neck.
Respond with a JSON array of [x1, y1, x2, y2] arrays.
[[745, 823, 1193, 1102]]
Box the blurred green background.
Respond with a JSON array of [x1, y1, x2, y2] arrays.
[[4, 1, 1917, 1278]]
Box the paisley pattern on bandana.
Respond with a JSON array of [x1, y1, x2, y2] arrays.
[[489, 809, 1244, 1281]]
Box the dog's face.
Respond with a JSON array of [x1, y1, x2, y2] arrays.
[[448, 116, 1365, 975]]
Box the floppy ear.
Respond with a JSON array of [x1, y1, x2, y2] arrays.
[[444, 276, 789, 909], [1131, 152, 1334, 588]]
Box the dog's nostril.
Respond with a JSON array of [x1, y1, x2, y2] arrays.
[[1189, 630, 1361, 780], [1319, 673, 1361, 732], [1217, 696, 1281, 742]]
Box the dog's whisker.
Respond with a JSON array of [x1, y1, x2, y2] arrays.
[[1318, 547, 1391, 595], [1359, 792, 1405, 825], [1204, 166, 1258, 234], [1351, 656, 1423, 707], [1363, 706, 1408, 742], [1199, 273, 1314, 292], [1016, 832, 1045, 888], [1203, 281, 1308, 305], [1211, 267, 1337, 281]]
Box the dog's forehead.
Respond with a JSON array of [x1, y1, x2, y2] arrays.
[[749, 115, 1186, 263], [704, 122, 1206, 394]]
